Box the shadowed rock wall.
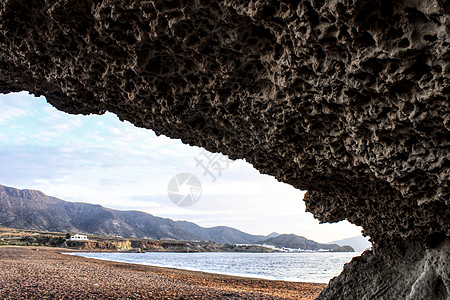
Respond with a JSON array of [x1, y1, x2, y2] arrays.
[[0, 0, 448, 299]]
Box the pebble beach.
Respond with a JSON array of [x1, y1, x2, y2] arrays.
[[0, 247, 326, 299]]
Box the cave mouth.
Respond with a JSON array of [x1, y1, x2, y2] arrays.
[[0, 91, 368, 287]]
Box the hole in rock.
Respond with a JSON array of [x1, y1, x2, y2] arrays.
[[398, 37, 410, 48], [426, 232, 446, 248], [433, 277, 448, 300], [355, 31, 376, 47], [260, 6, 276, 19], [423, 34, 437, 42], [0, 92, 368, 287]]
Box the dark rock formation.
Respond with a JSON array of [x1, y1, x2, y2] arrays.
[[0, 0, 448, 299]]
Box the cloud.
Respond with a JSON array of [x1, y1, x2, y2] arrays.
[[0, 106, 28, 124], [0, 92, 33, 124], [34, 179, 50, 185]]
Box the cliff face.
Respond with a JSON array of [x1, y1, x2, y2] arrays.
[[0, 1, 448, 299]]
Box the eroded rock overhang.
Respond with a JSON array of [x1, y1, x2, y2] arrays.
[[0, 1, 449, 299]]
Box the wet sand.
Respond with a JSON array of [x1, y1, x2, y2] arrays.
[[0, 246, 326, 299]]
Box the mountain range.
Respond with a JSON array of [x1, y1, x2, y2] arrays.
[[330, 235, 371, 252], [260, 234, 339, 251], [0, 184, 352, 251]]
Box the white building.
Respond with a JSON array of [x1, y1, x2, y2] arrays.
[[69, 234, 89, 241]]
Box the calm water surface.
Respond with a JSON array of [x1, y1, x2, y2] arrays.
[[71, 251, 360, 283]]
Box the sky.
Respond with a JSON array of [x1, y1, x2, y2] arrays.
[[0, 91, 364, 243]]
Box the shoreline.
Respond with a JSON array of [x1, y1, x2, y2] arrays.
[[64, 251, 336, 284], [0, 246, 326, 299]]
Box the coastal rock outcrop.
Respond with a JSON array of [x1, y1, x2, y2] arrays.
[[0, 1, 448, 299]]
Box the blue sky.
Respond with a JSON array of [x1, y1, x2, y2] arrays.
[[0, 92, 363, 243]]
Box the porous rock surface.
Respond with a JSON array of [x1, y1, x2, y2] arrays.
[[0, 0, 449, 299]]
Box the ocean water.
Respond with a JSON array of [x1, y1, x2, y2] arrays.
[[70, 251, 360, 283]]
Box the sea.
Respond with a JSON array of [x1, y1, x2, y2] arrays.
[[70, 251, 360, 283]]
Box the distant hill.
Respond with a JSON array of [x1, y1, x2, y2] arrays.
[[0, 184, 196, 240], [176, 221, 266, 244], [330, 245, 355, 252], [266, 232, 281, 238], [0, 184, 349, 251], [258, 234, 341, 251], [330, 235, 371, 252]]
